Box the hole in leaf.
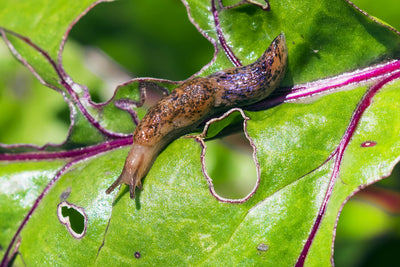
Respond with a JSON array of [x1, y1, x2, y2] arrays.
[[205, 134, 257, 199], [335, 162, 400, 265], [198, 108, 260, 203], [61, 206, 85, 234], [57, 201, 87, 239]]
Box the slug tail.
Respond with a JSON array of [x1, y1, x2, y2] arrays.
[[210, 32, 287, 108]]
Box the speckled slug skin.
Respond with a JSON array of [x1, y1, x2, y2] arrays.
[[106, 33, 288, 199]]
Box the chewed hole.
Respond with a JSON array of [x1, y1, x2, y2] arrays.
[[57, 201, 87, 239], [61, 206, 85, 234], [197, 108, 260, 203], [205, 133, 257, 199]]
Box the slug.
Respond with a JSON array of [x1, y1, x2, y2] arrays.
[[106, 33, 288, 199]]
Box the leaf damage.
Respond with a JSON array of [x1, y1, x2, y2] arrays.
[[194, 108, 261, 203], [57, 201, 88, 239]]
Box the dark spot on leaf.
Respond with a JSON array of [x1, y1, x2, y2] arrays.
[[135, 252, 141, 259], [257, 243, 269, 251], [60, 187, 71, 201], [361, 141, 377, 147], [57, 201, 87, 239]]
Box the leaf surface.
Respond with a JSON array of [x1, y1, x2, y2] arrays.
[[1, 0, 400, 266]]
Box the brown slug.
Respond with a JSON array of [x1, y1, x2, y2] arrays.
[[106, 33, 288, 199]]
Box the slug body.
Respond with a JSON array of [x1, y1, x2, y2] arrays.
[[106, 33, 288, 198]]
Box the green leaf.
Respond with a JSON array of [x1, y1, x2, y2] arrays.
[[1, 0, 400, 266], [0, 160, 66, 259]]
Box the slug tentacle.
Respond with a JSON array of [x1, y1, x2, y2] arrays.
[[106, 33, 288, 199], [106, 143, 155, 198]]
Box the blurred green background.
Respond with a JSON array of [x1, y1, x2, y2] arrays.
[[1, 0, 400, 266]]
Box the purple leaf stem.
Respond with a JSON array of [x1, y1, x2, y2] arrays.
[[1, 60, 399, 160], [211, 0, 242, 67], [287, 60, 400, 100], [248, 59, 400, 110], [295, 69, 400, 266], [0, 28, 62, 94], [0, 141, 121, 267], [60, 79, 130, 139], [0, 137, 132, 161], [0, 28, 129, 139]]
